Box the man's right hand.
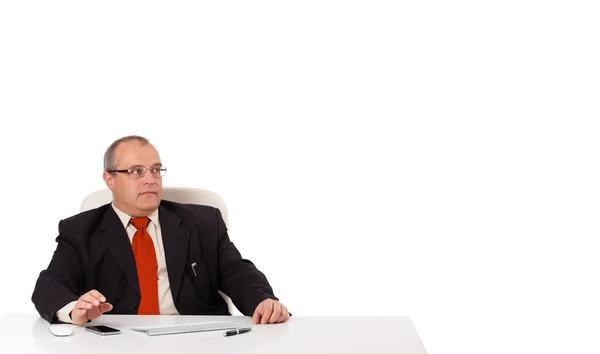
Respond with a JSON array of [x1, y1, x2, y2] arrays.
[[69, 290, 113, 325]]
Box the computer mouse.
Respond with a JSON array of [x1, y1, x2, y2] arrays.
[[48, 325, 73, 337]]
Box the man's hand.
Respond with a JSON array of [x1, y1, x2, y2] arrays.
[[252, 299, 289, 324], [70, 290, 113, 325]]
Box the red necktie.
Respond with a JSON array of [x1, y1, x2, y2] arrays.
[[130, 217, 159, 315]]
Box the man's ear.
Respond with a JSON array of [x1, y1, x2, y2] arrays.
[[103, 171, 114, 191]]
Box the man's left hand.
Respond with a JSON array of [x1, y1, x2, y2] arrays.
[[252, 299, 289, 324]]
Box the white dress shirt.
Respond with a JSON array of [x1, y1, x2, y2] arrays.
[[56, 204, 179, 323]]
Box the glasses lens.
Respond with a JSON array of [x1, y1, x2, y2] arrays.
[[129, 167, 145, 179], [149, 167, 167, 178]]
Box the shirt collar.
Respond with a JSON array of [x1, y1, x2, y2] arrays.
[[111, 203, 159, 228]]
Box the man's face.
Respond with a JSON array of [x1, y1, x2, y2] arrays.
[[103, 141, 163, 216]]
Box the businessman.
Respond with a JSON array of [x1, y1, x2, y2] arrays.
[[32, 135, 289, 325]]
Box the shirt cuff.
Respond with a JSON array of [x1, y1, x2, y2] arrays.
[[56, 301, 77, 324]]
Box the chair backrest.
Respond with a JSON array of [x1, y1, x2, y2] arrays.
[[80, 187, 229, 228], [80, 186, 235, 314]]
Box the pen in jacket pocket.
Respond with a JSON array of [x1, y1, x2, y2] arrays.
[[191, 262, 197, 276]]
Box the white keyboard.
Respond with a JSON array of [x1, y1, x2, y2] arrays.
[[130, 320, 238, 336]]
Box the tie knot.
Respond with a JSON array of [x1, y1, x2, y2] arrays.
[[130, 217, 150, 230]]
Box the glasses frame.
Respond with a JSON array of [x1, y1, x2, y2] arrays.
[[106, 166, 167, 179]]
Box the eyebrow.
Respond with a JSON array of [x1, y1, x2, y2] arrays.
[[128, 163, 163, 169]]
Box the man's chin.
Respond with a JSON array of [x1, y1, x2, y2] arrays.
[[137, 198, 160, 211]]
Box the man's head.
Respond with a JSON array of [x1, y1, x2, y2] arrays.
[[102, 136, 164, 217]]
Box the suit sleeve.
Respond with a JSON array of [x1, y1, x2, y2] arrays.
[[31, 220, 83, 324], [215, 209, 278, 316]]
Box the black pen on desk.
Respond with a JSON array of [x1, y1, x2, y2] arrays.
[[223, 327, 252, 337]]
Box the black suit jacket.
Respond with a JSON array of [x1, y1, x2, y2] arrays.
[[32, 200, 278, 323]]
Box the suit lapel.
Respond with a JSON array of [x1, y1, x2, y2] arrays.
[[98, 207, 140, 296], [159, 205, 190, 303]]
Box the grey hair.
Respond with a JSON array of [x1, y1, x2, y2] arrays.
[[104, 135, 150, 172]]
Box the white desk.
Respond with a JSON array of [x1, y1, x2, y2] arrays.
[[0, 314, 427, 354]]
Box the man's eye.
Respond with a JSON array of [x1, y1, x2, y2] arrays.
[[131, 168, 144, 174], [151, 168, 161, 173]]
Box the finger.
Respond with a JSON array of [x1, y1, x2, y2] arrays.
[[87, 307, 103, 320], [80, 294, 103, 307], [90, 302, 113, 318], [88, 289, 107, 303], [82, 292, 104, 306], [74, 299, 94, 311], [253, 306, 263, 324], [269, 303, 282, 324], [277, 306, 289, 323], [261, 301, 274, 324], [100, 303, 113, 313]]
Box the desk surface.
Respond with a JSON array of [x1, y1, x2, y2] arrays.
[[0, 314, 427, 354]]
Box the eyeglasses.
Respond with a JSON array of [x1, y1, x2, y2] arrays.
[[107, 166, 167, 179]]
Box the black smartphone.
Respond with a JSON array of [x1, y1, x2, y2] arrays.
[[85, 325, 121, 336]]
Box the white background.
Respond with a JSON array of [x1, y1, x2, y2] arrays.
[[1, 1, 599, 353]]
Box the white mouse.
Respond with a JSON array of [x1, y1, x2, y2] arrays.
[[48, 325, 73, 337]]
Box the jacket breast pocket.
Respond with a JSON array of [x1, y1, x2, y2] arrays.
[[188, 260, 206, 278], [187, 261, 212, 289]]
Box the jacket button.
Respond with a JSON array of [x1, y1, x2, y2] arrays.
[[130, 302, 137, 310]]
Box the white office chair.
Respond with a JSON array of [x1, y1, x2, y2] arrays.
[[80, 186, 236, 315]]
